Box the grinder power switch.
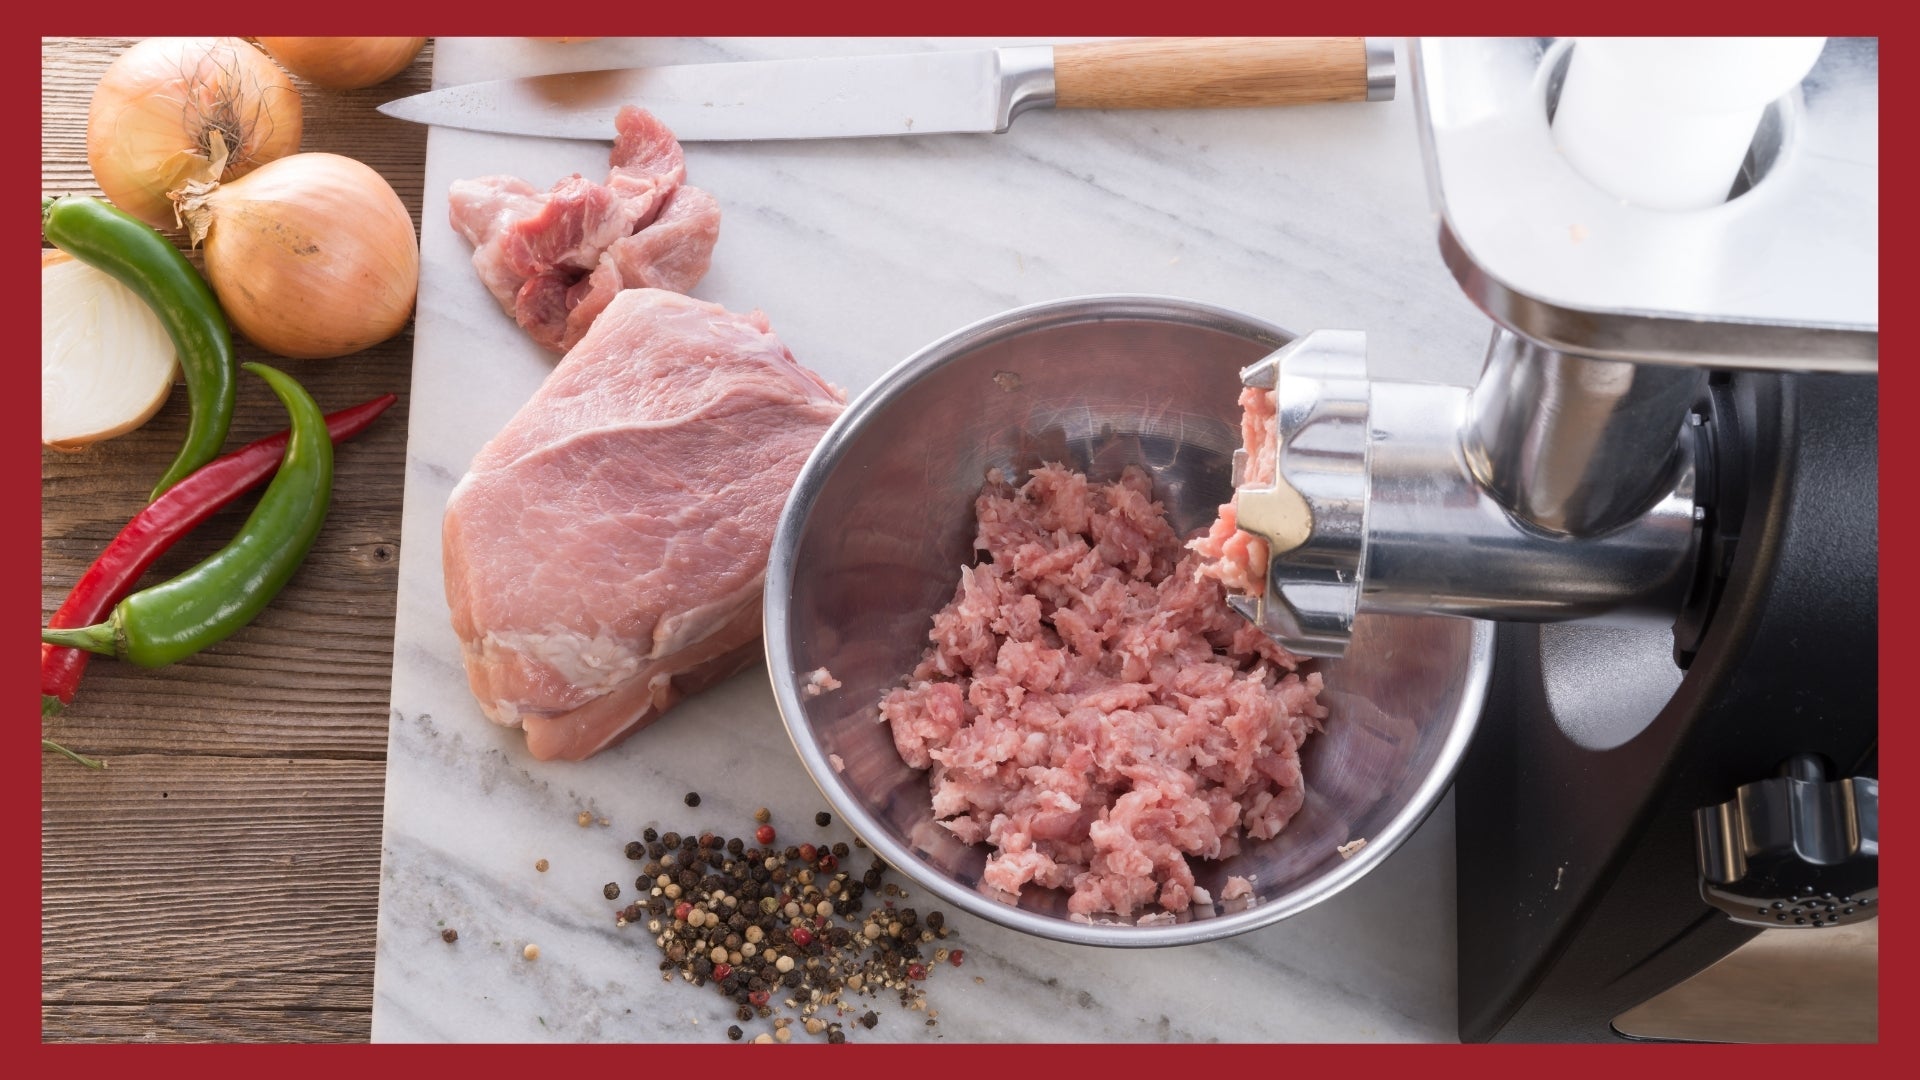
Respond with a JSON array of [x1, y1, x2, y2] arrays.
[[1694, 753, 1878, 929]]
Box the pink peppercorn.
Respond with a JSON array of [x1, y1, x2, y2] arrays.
[[907, 963, 928, 981], [673, 901, 692, 922], [798, 843, 817, 862], [756, 825, 776, 845], [949, 950, 965, 967], [749, 990, 771, 1007], [713, 962, 732, 980], [790, 926, 814, 948]]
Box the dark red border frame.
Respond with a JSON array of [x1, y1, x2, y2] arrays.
[[20, 4, 1903, 1072]]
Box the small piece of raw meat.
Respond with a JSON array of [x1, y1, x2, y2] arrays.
[[801, 668, 842, 698], [879, 464, 1324, 919], [443, 289, 845, 761], [448, 107, 720, 353], [1189, 386, 1278, 595]]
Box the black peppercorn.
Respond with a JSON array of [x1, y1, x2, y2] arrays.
[[685, 792, 702, 807], [832, 842, 850, 858], [860, 1011, 879, 1030], [624, 841, 645, 860], [604, 882, 621, 900], [785, 845, 802, 861], [694, 956, 714, 978], [783, 969, 803, 988], [643, 827, 659, 843], [815, 811, 831, 827], [828, 1029, 846, 1044], [737, 1003, 754, 1020], [648, 841, 667, 860], [726, 1024, 743, 1041], [441, 928, 458, 944], [662, 832, 681, 848], [925, 911, 944, 932], [726, 837, 745, 855]]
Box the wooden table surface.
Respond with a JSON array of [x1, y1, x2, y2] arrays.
[[40, 37, 431, 1042]]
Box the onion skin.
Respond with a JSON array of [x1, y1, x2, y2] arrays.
[[256, 37, 427, 91], [177, 153, 419, 360], [86, 37, 302, 230]]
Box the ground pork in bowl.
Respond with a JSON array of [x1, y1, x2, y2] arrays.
[[766, 296, 1492, 946]]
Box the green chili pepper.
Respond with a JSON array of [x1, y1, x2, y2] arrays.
[[42, 363, 332, 669], [42, 195, 236, 502]]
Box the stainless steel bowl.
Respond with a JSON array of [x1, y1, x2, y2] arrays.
[[766, 295, 1492, 946]]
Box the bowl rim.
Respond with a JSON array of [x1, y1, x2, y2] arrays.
[[764, 293, 1494, 947]]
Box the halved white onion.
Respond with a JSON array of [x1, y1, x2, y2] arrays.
[[41, 249, 179, 451]]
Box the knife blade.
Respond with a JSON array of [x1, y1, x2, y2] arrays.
[[379, 37, 1396, 142]]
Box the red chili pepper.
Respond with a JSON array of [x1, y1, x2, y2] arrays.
[[40, 393, 396, 715]]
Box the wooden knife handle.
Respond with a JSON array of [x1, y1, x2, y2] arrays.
[[1053, 37, 1375, 110]]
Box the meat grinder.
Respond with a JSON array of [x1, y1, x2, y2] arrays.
[[1228, 38, 1879, 1041]]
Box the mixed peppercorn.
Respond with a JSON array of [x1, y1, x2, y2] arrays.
[[610, 806, 958, 1042]]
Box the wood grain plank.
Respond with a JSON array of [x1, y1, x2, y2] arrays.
[[41, 35, 433, 1043], [41, 756, 385, 1042], [42, 1006, 371, 1043]]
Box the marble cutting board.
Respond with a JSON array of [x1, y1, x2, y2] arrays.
[[372, 35, 1495, 1043]]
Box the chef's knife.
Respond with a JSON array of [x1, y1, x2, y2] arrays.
[[379, 37, 1396, 142]]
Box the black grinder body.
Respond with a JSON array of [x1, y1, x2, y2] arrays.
[[1456, 369, 1879, 1042]]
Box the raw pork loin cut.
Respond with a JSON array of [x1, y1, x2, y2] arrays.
[[443, 289, 846, 760], [448, 107, 720, 353]]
